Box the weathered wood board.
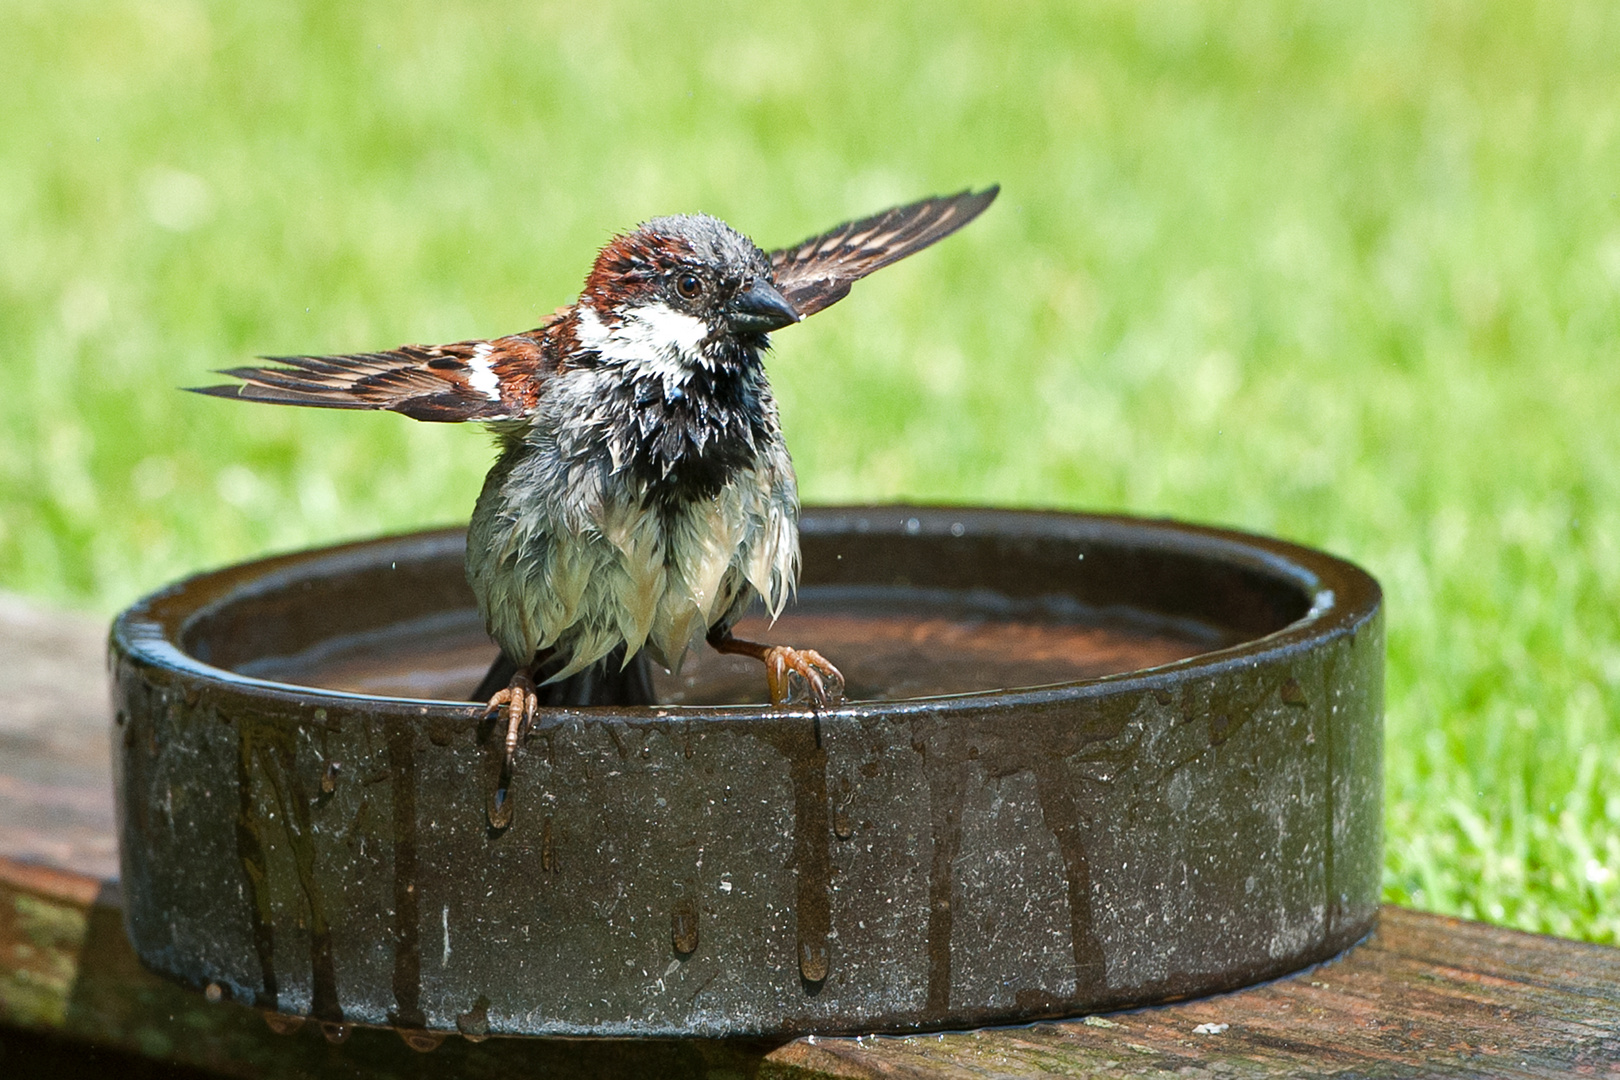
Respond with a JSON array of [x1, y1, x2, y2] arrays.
[[3, 593, 1618, 1077], [5, 860, 1620, 1078], [0, 595, 118, 880]]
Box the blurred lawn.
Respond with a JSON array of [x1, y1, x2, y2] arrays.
[[3, 1, 1618, 940]]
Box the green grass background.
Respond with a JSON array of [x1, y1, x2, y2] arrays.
[[4, 1, 1618, 940]]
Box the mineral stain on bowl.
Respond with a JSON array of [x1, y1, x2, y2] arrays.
[[111, 506, 1383, 1039]]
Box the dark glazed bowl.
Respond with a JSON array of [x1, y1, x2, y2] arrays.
[[110, 506, 1383, 1039]]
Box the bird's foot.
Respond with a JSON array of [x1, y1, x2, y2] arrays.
[[483, 670, 538, 776], [761, 645, 845, 709], [708, 628, 845, 710]]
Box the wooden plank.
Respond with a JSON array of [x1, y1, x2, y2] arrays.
[[1379, 905, 1620, 1001], [762, 914, 1620, 1079], [4, 593, 1619, 1077], [0, 856, 781, 1078], [0, 594, 117, 881], [6, 855, 1620, 1079]]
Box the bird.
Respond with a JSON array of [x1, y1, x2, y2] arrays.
[[195, 187, 999, 751]]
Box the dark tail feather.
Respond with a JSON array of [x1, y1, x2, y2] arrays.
[[471, 647, 658, 707]]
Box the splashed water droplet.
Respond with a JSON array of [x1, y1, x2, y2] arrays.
[[320, 1021, 351, 1044], [798, 939, 830, 983], [321, 761, 341, 794], [671, 901, 700, 955], [204, 981, 224, 1003], [833, 810, 853, 840]]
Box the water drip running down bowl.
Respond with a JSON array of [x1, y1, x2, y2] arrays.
[[111, 506, 1383, 1038]]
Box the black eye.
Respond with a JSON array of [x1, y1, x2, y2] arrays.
[[675, 273, 703, 300]]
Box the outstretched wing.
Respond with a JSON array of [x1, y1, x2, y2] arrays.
[[767, 186, 998, 319], [191, 324, 560, 423]]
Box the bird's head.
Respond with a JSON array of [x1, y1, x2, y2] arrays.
[[574, 214, 800, 376]]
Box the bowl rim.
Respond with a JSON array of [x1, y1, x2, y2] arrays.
[[111, 504, 1381, 720]]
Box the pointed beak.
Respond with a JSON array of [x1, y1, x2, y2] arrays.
[[726, 278, 801, 335]]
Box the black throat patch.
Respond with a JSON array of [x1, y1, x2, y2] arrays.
[[603, 336, 776, 504]]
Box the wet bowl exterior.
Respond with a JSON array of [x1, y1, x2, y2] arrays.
[[111, 507, 1383, 1038]]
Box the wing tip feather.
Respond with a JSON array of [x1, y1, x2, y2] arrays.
[[187, 383, 245, 399], [770, 183, 1001, 317]]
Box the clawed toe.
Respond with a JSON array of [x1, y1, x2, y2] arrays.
[[706, 629, 846, 711], [764, 646, 846, 709], [484, 673, 538, 773], [483, 673, 537, 830]]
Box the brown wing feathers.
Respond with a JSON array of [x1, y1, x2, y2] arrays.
[[192, 334, 550, 423], [768, 186, 998, 318], [196, 190, 996, 420]]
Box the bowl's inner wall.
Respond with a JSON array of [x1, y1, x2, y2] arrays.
[[180, 514, 1316, 703]]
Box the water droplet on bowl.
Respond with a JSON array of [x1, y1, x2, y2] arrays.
[[799, 939, 830, 983], [671, 901, 700, 955], [320, 1021, 350, 1044], [400, 1028, 446, 1053], [457, 995, 492, 1039], [262, 1011, 305, 1036], [488, 786, 514, 830]]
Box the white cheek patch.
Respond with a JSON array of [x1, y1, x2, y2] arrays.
[[628, 302, 710, 358], [576, 302, 711, 385], [466, 341, 501, 400], [573, 304, 611, 350]]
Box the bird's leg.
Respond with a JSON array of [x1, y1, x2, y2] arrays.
[[707, 626, 845, 708], [483, 668, 538, 779], [481, 665, 539, 830]]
